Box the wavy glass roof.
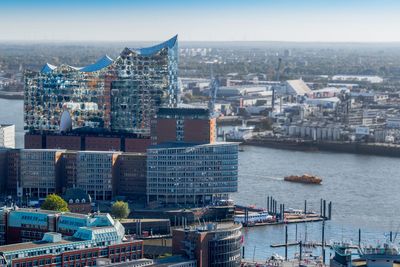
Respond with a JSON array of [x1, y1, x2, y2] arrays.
[[40, 55, 113, 74], [39, 35, 177, 74], [130, 34, 178, 55]]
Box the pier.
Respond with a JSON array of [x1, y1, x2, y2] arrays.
[[235, 198, 332, 227]]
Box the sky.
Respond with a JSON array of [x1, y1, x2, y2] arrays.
[[0, 0, 399, 42]]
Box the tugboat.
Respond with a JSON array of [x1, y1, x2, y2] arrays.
[[284, 174, 322, 185]]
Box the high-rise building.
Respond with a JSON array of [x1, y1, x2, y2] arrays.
[[111, 36, 179, 133], [0, 124, 15, 148], [151, 107, 216, 145], [146, 142, 238, 206], [172, 223, 242, 267], [24, 35, 178, 136]]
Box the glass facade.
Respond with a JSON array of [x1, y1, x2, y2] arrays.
[[24, 35, 178, 135], [147, 142, 238, 205]]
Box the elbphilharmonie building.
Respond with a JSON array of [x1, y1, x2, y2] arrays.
[[24, 35, 178, 135]]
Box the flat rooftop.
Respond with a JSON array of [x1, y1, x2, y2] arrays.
[[149, 141, 239, 149], [0, 239, 71, 253]]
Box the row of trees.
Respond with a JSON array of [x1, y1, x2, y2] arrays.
[[41, 194, 130, 219]]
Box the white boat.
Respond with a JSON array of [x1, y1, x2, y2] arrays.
[[226, 121, 255, 141], [234, 211, 273, 224]]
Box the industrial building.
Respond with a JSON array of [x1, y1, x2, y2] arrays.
[[172, 223, 242, 267], [146, 142, 238, 206]]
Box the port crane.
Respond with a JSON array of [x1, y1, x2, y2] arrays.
[[208, 67, 219, 118], [271, 57, 282, 112]]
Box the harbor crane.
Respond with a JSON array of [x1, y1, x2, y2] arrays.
[[271, 57, 282, 112]]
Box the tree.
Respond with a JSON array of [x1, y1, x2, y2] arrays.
[[111, 201, 130, 219], [41, 194, 69, 212]]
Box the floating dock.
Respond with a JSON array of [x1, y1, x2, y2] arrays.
[[235, 198, 332, 227]]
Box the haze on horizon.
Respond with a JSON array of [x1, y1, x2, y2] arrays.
[[0, 0, 399, 43]]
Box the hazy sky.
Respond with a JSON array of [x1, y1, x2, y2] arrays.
[[0, 0, 399, 42]]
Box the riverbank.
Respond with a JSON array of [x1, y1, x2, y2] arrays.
[[243, 138, 400, 157], [0, 91, 23, 100]]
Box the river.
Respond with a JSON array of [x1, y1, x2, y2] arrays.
[[2, 99, 400, 260]]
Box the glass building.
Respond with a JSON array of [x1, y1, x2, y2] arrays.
[[24, 35, 178, 135], [146, 142, 239, 206]]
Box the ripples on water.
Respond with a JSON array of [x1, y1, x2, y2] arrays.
[[235, 145, 400, 260]]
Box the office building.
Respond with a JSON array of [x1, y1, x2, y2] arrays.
[[20, 149, 65, 198], [0, 124, 15, 148], [116, 153, 147, 201], [76, 151, 120, 201], [151, 107, 216, 145], [0, 208, 143, 267], [172, 223, 242, 267], [2, 150, 146, 202], [0, 149, 8, 193], [6, 149, 20, 195], [24, 35, 178, 136], [146, 142, 238, 206]]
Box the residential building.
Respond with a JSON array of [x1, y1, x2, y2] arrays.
[[146, 142, 238, 206], [172, 223, 242, 267], [62, 188, 92, 214]]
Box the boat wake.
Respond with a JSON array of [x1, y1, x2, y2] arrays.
[[240, 173, 284, 181]]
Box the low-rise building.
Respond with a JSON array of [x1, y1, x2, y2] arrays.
[[0, 219, 143, 267], [172, 223, 242, 267]]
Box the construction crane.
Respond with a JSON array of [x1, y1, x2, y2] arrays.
[[271, 57, 282, 112], [208, 76, 219, 118]]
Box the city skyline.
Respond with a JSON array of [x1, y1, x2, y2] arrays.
[[1, 0, 399, 42]]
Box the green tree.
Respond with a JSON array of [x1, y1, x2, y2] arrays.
[[111, 201, 130, 219], [41, 194, 69, 212]]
